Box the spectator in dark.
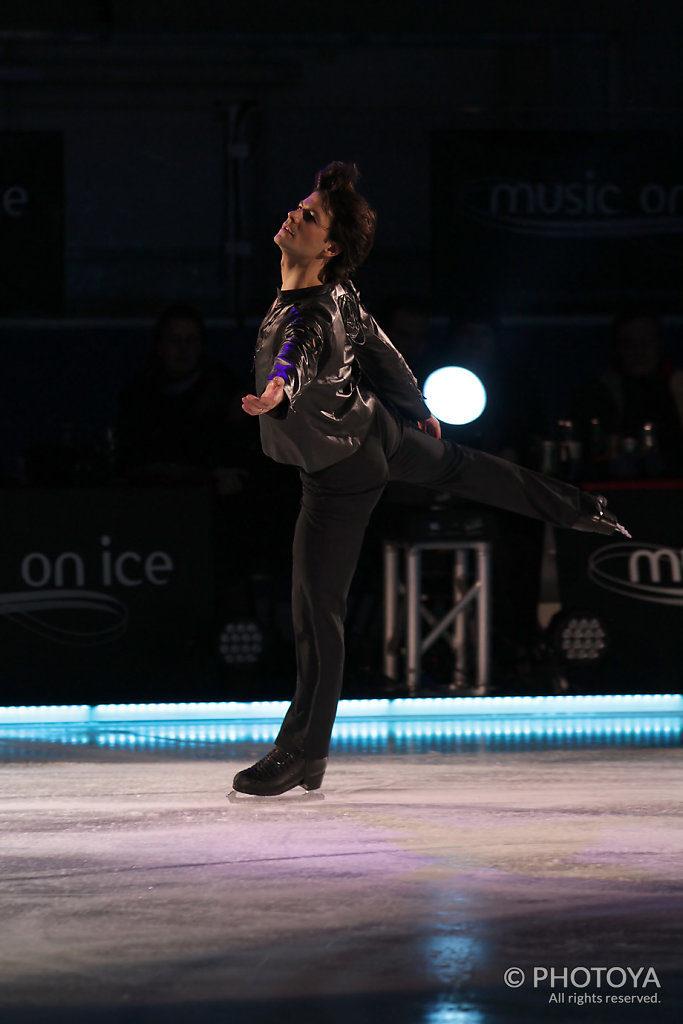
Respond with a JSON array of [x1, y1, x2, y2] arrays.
[[115, 304, 263, 621], [572, 308, 683, 477], [115, 303, 255, 491]]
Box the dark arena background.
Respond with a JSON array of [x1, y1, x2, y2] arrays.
[[0, 3, 682, 1023]]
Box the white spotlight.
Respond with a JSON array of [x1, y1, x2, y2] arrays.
[[423, 366, 487, 425]]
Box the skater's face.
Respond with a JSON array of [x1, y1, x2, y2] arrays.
[[274, 191, 339, 265]]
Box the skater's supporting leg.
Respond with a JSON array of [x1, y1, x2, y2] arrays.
[[274, 433, 388, 760], [233, 428, 389, 795]]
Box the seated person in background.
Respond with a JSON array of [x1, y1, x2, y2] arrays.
[[572, 308, 683, 477], [115, 303, 255, 491], [116, 303, 265, 620]]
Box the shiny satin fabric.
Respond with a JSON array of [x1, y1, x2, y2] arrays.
[[254, 280, 431, 473]]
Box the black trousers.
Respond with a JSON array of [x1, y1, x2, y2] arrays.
[[275, 403, 584, 759]]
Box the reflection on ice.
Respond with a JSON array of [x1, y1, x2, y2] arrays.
[[423, 999, 486, 1024]]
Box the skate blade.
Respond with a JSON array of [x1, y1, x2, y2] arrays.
[[227, 788, 325, 803]]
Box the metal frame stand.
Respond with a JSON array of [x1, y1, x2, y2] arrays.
[[383, 539, 492, 695]]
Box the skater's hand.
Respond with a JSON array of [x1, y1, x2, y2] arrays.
[[242, 378, 285, 416], [418, 415, 441, 439]]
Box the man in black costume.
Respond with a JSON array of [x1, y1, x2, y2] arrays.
[[232, 162, 629, 797]]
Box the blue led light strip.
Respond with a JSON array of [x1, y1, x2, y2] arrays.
[[0, 694, 681, 726]]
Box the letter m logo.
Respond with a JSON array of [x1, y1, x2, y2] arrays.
[[628, 548, 682, 584]]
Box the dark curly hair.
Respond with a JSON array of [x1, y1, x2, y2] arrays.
[[314, 161, 377, 284]]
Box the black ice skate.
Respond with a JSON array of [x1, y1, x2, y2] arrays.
[[231, 747, 328, 796], [573, 493, 631, 539]]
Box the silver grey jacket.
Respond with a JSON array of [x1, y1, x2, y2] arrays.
[[254, 280, 431, 473]]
